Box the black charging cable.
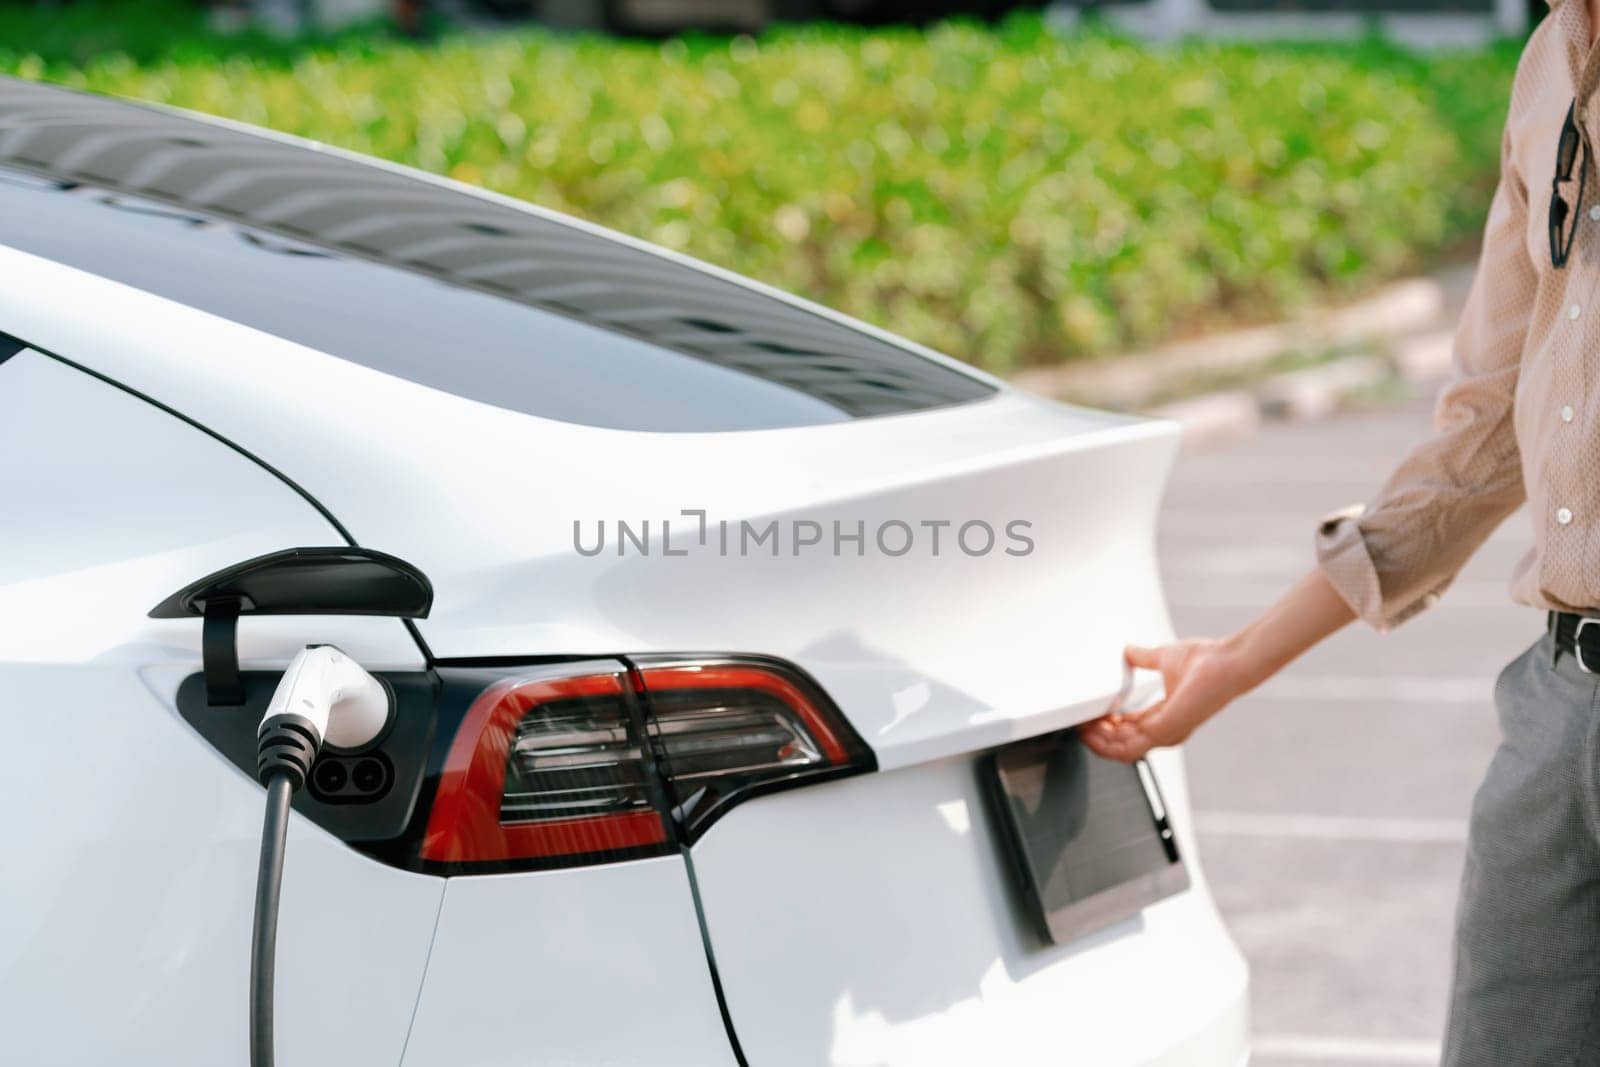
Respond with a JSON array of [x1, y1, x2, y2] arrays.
[[251, 714, 322, 1067]]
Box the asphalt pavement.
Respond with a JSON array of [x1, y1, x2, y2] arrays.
[[1164, 389, 1538, 1067]]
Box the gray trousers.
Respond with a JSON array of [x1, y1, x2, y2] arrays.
[[1444, 631, 1600, 1064]]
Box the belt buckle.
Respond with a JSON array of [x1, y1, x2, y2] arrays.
[[1577, 617, 1600, 673]]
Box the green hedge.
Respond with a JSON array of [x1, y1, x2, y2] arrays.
[[1, 7, 1520, 373]]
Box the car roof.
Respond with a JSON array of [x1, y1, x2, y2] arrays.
[[0, 76, 994, 428]]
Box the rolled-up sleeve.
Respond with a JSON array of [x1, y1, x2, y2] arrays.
[[1316, 127, 1532, 631]]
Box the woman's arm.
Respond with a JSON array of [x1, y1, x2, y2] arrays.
[[1083, 103, 1536, 765], [1081, 568, 1355, 763]]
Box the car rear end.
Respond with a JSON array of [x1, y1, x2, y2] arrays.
[[0, 77, 1248, 1065], [379, 391, 1251, 1067]]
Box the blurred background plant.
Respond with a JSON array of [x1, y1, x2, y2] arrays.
[[0, 1, 1519, 374]]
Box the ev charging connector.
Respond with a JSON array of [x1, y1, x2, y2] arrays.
[[146, 546, 432, 1067], [251, 645, 389, 1067], [256, 645, 391, 784]]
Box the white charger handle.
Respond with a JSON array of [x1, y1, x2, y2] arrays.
[[262, 644, 389, 750]]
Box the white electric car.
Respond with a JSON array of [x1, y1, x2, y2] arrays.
[[0, 77, 1247, 1065]]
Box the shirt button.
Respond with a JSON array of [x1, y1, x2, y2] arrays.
[[1558, 507, 1574, 525], [1589, 205, 1600, 221], [1572, 304, 1584, 320], [1563, 405, 1576, 422]]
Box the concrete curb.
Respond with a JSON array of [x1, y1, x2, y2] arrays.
[[1257, 354, 1393, 421], [1011, 262, 1473, 450], [1147, 327, 1455, 450]]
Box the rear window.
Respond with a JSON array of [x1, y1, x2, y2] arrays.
[[0, 166, 993, 432]]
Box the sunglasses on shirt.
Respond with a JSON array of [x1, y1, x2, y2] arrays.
[[1552, 100, 1588, 269]]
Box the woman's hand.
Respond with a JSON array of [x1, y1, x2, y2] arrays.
[[1080, 640, 1253, 762], [1080, 570, 1358, 763]]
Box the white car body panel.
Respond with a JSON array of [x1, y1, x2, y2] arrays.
[[0, 351, 440, 1066], [0, 349, 420, 669], [692, 748, 1248, 1066], [402, 857, 738, 1067], [4, 660, 442, 1067]]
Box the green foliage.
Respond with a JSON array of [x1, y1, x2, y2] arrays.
[[0, 6, 1519, 371]]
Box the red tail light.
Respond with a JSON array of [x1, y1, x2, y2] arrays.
[[421, 670, 669, 865], [421, 657, 873, 869], [634, 660, 868, 843]]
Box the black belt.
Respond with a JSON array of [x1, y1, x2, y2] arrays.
[[1550, 611, 1600, 671]]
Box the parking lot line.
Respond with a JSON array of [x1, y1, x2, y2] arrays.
[[1195, 810, 1469, 843]]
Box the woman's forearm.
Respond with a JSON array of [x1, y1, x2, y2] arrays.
[[1083, 567, 1357, 762], [1220, 568, 1357, 693]]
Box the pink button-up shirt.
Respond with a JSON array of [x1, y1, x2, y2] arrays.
[[1318, 0, 1600, 628]]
